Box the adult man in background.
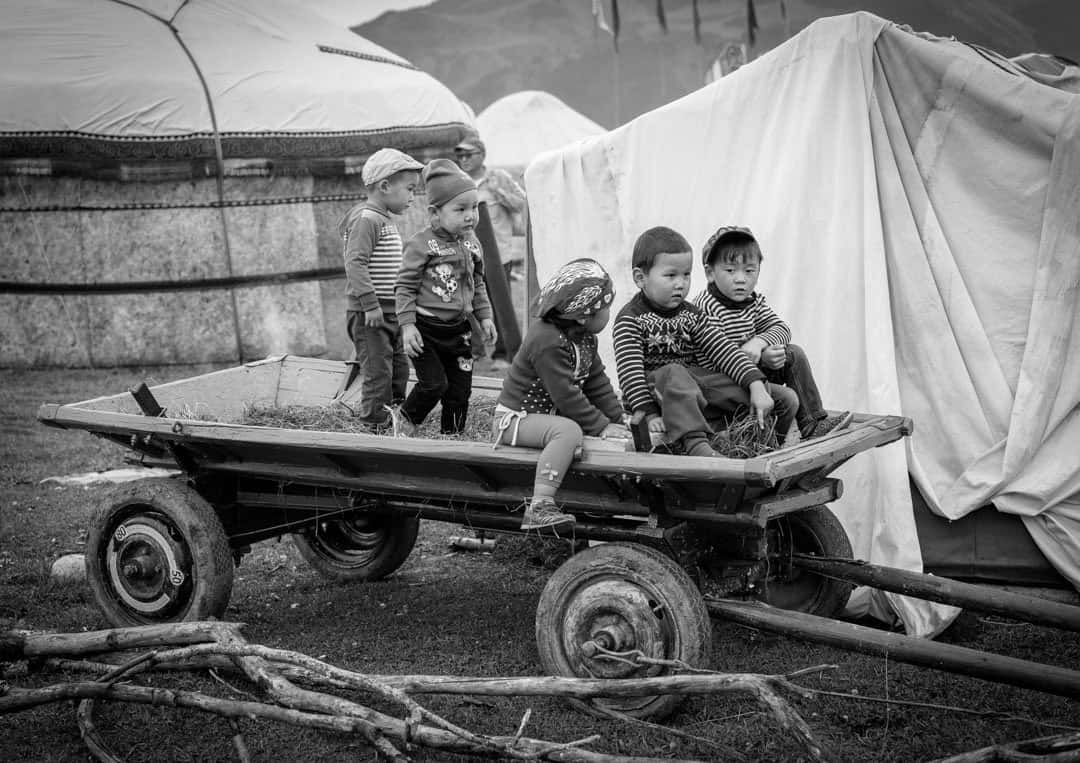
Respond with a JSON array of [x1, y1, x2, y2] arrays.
[[454, 129, 527, 285]]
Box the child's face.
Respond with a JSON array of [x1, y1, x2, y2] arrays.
[[705, 254, 761, 301], [382, 172, 420, 215], [430, 189, 479, 237], [634, 250, 693, 310], [580, 305, 612, 334]]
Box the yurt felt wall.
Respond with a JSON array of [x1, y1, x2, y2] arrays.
[[0, 0, 475, 368], [3, 174, 325, 367]]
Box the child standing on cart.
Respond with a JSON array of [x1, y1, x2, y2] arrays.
[[493, 259, 628, 530], [339, 148, 424, 430], [612, 226, 797, 457], [694, 226, 852, 439], [396, 159, 497, 435]]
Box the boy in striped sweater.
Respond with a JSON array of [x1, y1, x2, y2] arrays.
[[613, 226, 796, 457], [339, 148, 423, 429], [694, 226, 851, 439]]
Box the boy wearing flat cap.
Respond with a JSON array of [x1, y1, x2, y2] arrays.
[[695, 225, 852, 439], [395, 158, 497, 435], [339, 147, 423, 430]]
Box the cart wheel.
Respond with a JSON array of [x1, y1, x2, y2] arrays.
[[292, 513, 419, 581], [762, 505, 854, 617], [85, 479, 234, 627], [535, 542, 711, 721]]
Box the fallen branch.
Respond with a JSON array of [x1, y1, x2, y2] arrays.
[[928, 731, 1080, 762], [2, 621, 826, 762]]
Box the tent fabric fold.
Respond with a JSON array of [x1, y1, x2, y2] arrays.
[[525, 11, 1079, 636]]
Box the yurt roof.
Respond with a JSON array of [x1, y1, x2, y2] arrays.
[[476, 90, 605, 168], [0, 0, 473, 175]]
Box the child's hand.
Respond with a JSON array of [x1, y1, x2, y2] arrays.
[[749, 381, 774, 429], [402, 324, 423, 358], [760, 345, 787, 370], [363, 307, 385, 329], [740, 338, 767, 364], [600, 423, 630, 439], [646, 415, 667, 434], [480, 318, 498, 345]]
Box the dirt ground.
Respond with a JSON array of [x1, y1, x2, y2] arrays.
[[2, 364, 1078, 762]]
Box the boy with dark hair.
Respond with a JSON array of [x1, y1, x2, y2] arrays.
[[613, 226, 795, 457], [694, 225, 851, 439], [339, 147, 423, 430]]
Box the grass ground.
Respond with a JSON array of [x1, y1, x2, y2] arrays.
[[1, 364, 1078, 762]]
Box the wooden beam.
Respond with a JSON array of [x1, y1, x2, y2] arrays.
[[792, 556, 1080, 632], [705, 599, 1080, 700]]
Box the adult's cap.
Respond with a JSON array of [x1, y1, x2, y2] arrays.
[[361, 148, 424, 186], [702, 225, 757, 266], [454, 127, 485, 154]]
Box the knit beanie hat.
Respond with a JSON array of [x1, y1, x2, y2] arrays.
[[422, 158, 476, 208], [534, 258, 615, 321]]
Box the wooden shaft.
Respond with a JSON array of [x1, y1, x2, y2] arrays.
[[705, 599, 1080, 699], [793, 556, 1080, 632]]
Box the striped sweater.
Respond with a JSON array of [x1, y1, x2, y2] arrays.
[[612, 292, 766, 417], [694, 283, 792, 347], [339, 203, 402, 312]]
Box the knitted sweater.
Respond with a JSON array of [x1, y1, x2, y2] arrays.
[[339, 203, 402, 311], [694, 283, 792, 347], [498, 320, 623, 436], [395, 224, 493, 326], [612, 292, 766, 417]]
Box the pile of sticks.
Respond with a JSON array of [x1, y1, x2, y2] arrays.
[[0, 620, 827, 762]]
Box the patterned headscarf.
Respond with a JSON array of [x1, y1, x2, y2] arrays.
[[534, 258, 615, 321]]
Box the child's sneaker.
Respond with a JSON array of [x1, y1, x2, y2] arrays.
[[679, 433, 719, 457], [520, 498, 575, 530], [812, 411, 854, 438], [384, 404, 416, 437]]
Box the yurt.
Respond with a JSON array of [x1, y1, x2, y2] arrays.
[[476, 90, 606, 171], [525, 12, 1080, 635], [0, 0, 474, 367]]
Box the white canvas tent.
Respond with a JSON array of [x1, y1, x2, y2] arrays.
[[526, 12, 1080, 636], [1, 0, 473, 367], [476, 90, 606, 170]]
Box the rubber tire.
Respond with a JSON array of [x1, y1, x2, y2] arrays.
[[761, 505, 854, 618], [292, 513, 419, 582], [85, 479, 234, 627], [535, 542, 712, 721]]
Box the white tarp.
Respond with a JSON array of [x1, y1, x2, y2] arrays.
[[0, 0, 471, 140], [477, 90, 606, 168], [526, 12, 1080, 636]]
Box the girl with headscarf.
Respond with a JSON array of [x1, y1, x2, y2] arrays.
[[493, 258, 629, 529]]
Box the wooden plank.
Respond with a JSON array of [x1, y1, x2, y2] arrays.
[[793, 556, 1080, 632], [705, 599, 1080, 700], [39, 405, 758, 484]]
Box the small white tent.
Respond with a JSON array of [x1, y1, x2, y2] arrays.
[[525, 12, 1080, 635], [1, 0, 473, 367], [477, 90, 605, 170]]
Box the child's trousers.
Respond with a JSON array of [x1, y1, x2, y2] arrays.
[[648, 363, 797, 442], [762, 343, 824, 436], [346, 302, 408, 426], [403, 316, 473, 433], [491, 409, 583, 502]]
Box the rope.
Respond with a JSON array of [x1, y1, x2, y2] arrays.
[[317, 45, 418, 71], [1, 267, 345, 296], [0, 192, 367, 214]]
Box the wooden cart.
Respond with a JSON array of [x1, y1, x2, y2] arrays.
[[45, 355, 1079, 720]]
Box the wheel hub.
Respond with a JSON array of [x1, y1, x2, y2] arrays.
[[562, 579, 670, 679], [106, 516, 190, 616]]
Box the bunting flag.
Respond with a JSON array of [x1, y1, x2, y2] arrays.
[[692, 0, 701, 44], [656, 0, 668, 33], [611, 0, 621, 51], [747, 0, 759, 46], [591, 0, 613, 36]]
